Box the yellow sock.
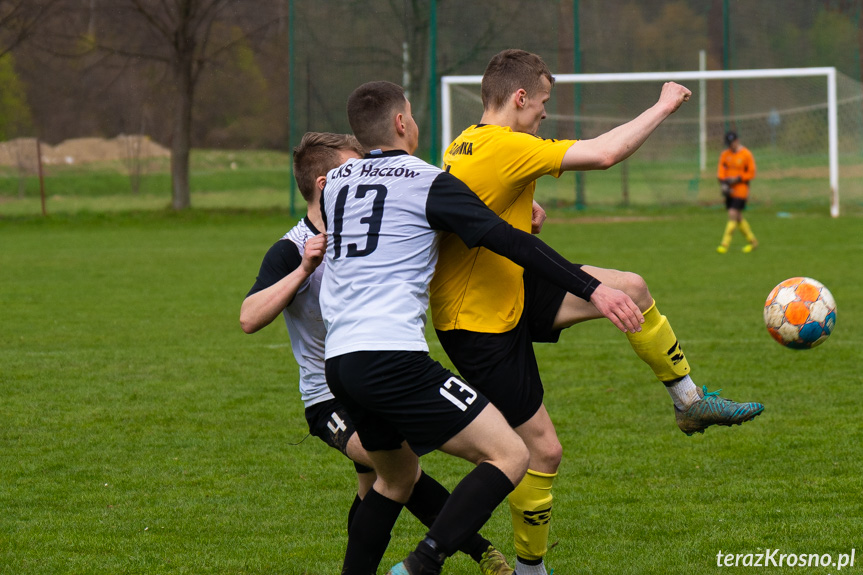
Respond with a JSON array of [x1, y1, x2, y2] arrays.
[[739, 219, 756, 243], [625, 302, 690, 383], [509, 469, 556, 561], [720, 220, 738, 247]]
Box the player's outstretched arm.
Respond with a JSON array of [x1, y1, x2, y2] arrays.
[[560, 82, 691, 172], [427, 172, 643, 332], [476, 223, 643, 333], [239, 233, 326, 334]]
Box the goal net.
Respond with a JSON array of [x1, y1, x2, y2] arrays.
[[442, 67, 863, 216]]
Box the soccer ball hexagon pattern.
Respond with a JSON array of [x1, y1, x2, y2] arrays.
[[764, 277, 836, 349]]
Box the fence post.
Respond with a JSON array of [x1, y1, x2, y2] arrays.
[[37, 139, 46, 217]]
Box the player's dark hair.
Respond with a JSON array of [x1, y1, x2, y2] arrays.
[[293, 132, 363, 202], [347, 81, 406, 149], [481, 49, 555, 111], [724, 131, 738, 147]]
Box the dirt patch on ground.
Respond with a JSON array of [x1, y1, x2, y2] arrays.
[[0, 136, 170, 171]]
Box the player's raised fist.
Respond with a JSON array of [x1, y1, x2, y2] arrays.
[[660, 82, 691, 113]]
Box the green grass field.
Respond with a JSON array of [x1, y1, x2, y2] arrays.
[[2, 147, 863, 217], [2, 204, 861, 574]]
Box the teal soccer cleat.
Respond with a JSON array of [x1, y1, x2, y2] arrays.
[[675, 386, 764, 435], [387, 562, 410, 575]]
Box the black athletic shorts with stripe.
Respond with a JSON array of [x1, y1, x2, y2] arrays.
[[324, 350, 490, 456], [305, 398, 374, 474], [436, 269, 568, 428]]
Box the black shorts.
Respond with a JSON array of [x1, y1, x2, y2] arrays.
[[324, 350, 490, 456], [305, 398, 374, 474], [725, 196, 747, 211], [436, 270, 568, 428]]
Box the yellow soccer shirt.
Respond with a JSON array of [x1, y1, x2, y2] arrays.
[[430, 124, 574, 333]]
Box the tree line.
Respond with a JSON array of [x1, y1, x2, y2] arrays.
[[1, 0, 860, 209]]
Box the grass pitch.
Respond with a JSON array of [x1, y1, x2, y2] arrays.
[[2, 207, 861, 574]]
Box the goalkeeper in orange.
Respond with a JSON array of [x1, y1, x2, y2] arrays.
[[716, 130, 758, 253]]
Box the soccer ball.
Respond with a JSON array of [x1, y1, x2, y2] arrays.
[[763, 277, 836, 349]]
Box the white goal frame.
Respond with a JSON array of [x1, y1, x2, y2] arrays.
[[441, 67, 840, 217]]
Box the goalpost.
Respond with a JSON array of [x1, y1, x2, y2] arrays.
[[442, 67, 854, 217]]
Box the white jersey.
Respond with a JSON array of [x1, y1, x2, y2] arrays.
[[319, 150, 502, 359], [246, 218, 332, 407]]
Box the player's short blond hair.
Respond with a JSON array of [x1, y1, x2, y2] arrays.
[[481, 49, 555, 111], [347, 81, 407, 150], [293, 132, 363, 202]]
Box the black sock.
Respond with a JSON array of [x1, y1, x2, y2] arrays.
[[405, 471, 492, 562], [404, 537, 448, 575], [341, 488, 403, 575], [425, 462, 515, 557], [347, 493, 362, 533]]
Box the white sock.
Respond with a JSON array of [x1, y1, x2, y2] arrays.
[[515, 558, 547, 575], [665, 374, 700, 409]]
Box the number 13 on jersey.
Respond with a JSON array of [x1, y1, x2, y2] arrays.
[[331, 184, 388, 259]]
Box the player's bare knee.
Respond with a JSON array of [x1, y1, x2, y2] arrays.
[[472, 424, 530, 482], [535, 437, 563, 470], [373, 473, 416, 503], [515, 408, 563, 471], [621, 271, 652, 310], [523, 433, 562, 472], [493, 438, 529, 485]]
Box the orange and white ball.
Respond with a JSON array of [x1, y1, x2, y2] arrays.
[[764, 277, 836, 349]]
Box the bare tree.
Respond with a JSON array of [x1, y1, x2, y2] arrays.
[[79, 0, 276, 209], [0, 0, 54, 58], [362, 0, 517, 156]]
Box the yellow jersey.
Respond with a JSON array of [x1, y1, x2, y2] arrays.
[[430, 124, 574, 333]]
